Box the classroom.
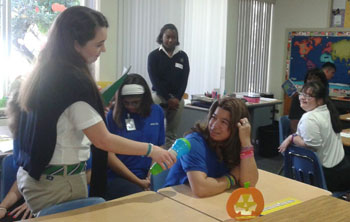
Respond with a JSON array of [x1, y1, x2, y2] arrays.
[[0, 0, 350, 221]]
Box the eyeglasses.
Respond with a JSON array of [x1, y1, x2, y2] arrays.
[[298, 92, 314, 100]]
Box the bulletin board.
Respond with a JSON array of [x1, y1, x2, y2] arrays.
[[286, 29, 350, 94], [283, 29, 350, 115]]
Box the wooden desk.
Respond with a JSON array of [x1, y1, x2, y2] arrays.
[[341, 128, 350, 147], [250, 195, 350, 221], [331, 96, 350, 114], [27, 191, 218, 222], [158, 169, 331, 221], [340, 113, 350, 121]]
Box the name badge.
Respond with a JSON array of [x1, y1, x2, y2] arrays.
[[126, 113, 136, 131], [175, 63, 183, 69]]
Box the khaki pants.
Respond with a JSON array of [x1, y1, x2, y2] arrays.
[[17, 167, 88, 214], [152, 93, 184, 149]]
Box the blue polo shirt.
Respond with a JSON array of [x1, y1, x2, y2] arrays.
[[106, 104, 165, 179], [164, 132, 229, 187]]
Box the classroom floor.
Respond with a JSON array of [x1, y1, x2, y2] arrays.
[[254, 148, 284, 175]]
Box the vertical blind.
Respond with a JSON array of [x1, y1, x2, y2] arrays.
[[234, 0, 273, 93], [115, 0, 185, 83], [115, 0, 227, 97]]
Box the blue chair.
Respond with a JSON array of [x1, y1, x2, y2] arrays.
[[283, 145, 350, 199], [37, 197, 105, 217], [150, 169, 169, 191], [277, 116, 291, 175], [279, 115, 291, 145], [1, 154, 18, 201], [283, 145, 327, 189]]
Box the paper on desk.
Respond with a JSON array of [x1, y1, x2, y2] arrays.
[[261, 197, 302, 215], [340, 132, 350, 138], [0, 135, 13, 153]]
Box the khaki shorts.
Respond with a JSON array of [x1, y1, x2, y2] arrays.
[[17, 167, 88, 214]]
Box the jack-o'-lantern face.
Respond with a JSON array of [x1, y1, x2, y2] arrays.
[[226, 182, 264, 221]]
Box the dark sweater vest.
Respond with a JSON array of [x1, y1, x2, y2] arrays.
[[17, 67, 107, 197], [147, 48, 190, 100]]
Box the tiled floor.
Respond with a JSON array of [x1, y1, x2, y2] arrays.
[[255, 153, 283, 175]]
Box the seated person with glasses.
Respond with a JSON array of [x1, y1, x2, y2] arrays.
[[279, 81, 350, 192], [105, 74, 165, 200], [289, 68, 328, 133]]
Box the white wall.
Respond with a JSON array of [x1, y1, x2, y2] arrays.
[[99, 0, 118, 82], [268, 0, 331, 114]]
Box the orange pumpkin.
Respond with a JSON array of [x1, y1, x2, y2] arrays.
[[226, 182, 264, 221]]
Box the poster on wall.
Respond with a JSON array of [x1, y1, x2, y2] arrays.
[[286, 30, 350, 96]]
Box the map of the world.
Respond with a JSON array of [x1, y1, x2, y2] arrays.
[[289, 33, 350, 85]]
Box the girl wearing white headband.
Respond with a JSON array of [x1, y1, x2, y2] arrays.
[[105, 73, 166, 199]]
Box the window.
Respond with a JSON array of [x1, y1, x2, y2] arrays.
[[0, 0, 94, 101], [233, 0, 274, 93]]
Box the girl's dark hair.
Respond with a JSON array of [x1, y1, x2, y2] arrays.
[[19, 6, 108, 111], [186, 97, 250, 169], [113, 74, 154, 128], [156, 23, 180, 45], [304, 68, 328, 90], [302, 81, 341, 133]]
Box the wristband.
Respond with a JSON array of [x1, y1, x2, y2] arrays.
[[225, 175, 231, 189], [291, 133, 297, 144], [144, 143, 153, 157], [240, 150, 254, 159], [241, 146, 254, 152], [225, 174, 236, 189], [0, 206, 7, 213]]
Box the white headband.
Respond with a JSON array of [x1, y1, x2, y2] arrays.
[[121, 84, 145, 95]]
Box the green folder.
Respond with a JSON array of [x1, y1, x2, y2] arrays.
[[101, 66, 131, 105]]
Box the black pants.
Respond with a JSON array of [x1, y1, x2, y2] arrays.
[[323, 155, 350, 192]]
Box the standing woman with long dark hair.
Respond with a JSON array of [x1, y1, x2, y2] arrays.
[[16, 6, 175, 214]]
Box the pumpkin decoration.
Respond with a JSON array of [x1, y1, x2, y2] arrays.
[[226, 182, 264, 221]]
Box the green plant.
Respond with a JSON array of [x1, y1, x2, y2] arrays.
[[11, 0, 80, 60]]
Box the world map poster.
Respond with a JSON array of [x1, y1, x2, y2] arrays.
[[287, 31, 350, 93]]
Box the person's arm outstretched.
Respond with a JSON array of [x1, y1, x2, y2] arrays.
[[83, 121, 176, 170]]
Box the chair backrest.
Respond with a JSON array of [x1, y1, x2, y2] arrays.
[[37, 197, 105, 217], [279, 115, 291, 145], [283, 145, 327, 190], [1, 154, 18, 201], [150, 169, 170, 191]]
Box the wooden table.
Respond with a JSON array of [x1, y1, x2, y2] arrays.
[[250, 195, 350, 221], [27, 191, 219, 222], [158, 169, 331, 221], [340, 113, 350, 122], [341, 128, 350, 147]]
